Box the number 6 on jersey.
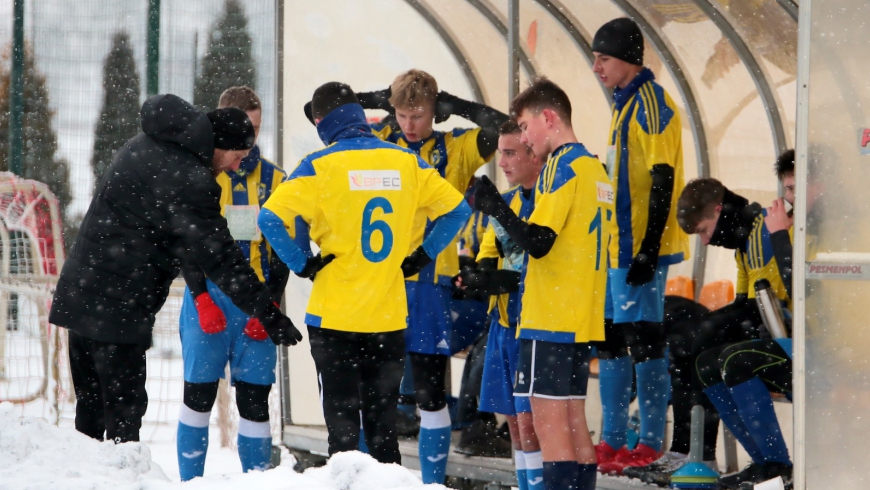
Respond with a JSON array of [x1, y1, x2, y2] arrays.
[[361, 197, 394, 262]]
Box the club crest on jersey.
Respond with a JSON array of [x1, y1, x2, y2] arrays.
[[596, 182, 615, 204], [348, 170, 402, 191], [430, 148, 443, 168], [258, 183, 267, 201]]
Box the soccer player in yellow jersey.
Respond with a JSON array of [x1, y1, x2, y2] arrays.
[[260, 82, 470, 465], [455, 120, 544, 490], [336, 69, 509, 483], [176, 87, 300, 481], [473, 78, 615, 490], [591, 18, 690, 474]]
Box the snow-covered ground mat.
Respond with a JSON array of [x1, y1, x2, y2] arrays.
[[0, 402, 444, 490]]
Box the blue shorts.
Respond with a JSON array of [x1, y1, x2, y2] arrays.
[[605, 265, 669, 323], [479, 318, 531, 416], [405, 281, 452, 356], [179, 280, 276, 385], [449, 297, 489, 354], [514, 339, 592, 400]]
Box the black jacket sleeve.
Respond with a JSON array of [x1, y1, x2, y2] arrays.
[[638, 164, 675, 255], [490, 205, 556, 260], [434, 92, 509, 158], [268, 251, 291, 304], [769, 230, 793, 300], [166, 170, 273, 318], [180, 261, 207, 298]]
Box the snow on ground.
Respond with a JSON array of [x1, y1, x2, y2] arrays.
[[0, 402, 444, 490]]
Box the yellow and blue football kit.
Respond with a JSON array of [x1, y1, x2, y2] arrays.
[[179, 145, 293, 386], [605, 67, 689, 324], [518, 143, 615, 344], [736, 211, 791, 308], [258, 103, 470, 466], [478, 187, 535, 416], [261, 113, 469, 334]]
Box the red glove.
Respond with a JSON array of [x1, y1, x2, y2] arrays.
[[195, 293, 226, 334], [243, 317, 268, 341], [244, 302, 281, 341]]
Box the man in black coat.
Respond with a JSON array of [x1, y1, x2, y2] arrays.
[[49, 93, 302, 443]]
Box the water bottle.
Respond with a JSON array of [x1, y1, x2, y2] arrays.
[[754, 279, 789, 339]]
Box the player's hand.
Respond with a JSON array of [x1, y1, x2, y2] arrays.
[[194, 293, 226, 334], [434, 91, 453, 124], [453, 269, 484, 294], [256, 302, 303, 346], [243, 317, 269, 341], [472, 175, 505, 217], [295, 253, 335, 280], [401, 246, 433, 278], [625, 242, 660, 287], [765, 198, 793, 233]]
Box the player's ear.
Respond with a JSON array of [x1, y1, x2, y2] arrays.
[[314, 118, 322, 126], [541, 108, 556, 127]]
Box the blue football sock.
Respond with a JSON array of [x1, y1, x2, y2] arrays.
[[598, 356, 633, 449], [576, 463, 597, 490], [514, 450, 529, 490], [635, 357, 669, 451], [419, 407, 451, 484], [729, 378, 791, 465], [543, 461, 580, 490], [176, 405, 210, 482], [237, 418, 272, 472], [704, 382, 765, 463], [358, 411, 370, 453], [525, 451, 544, 489]]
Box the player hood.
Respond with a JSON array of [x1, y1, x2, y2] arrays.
[[710, 187, 762, 251], [140, 93, 215, 165], [316, 103, 375, 145]]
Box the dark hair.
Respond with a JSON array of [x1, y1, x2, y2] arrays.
[[509, 76, 572, 125], [311, 82, 360, 120], [218, 86, 261, 112], [775, 149, 795, 180], [499, 119, 521, 135], [677, 178, 725, 233]]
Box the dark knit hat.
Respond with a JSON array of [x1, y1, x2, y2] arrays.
[[592, 18, 644, 66], [207, 108, 256, 150]]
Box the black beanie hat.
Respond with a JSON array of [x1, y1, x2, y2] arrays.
[[207, 108, 256, 150], [592, 18, 644, 66]]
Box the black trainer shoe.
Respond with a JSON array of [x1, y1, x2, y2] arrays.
[[395, 410, 420, 440], [719, 463, 766, 489], [736, 462, 793, 489], [454, 419, 512, 458]]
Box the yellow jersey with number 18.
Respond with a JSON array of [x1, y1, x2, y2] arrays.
[[519, 143, 615, 344], [262, 137, 464, 333]]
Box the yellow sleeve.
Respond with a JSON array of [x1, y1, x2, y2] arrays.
[[451, 127, 488, 178], [417, 163, 465, 220], [529, 170, 574, 235], [735, 251, 749, 296], [637, 90, 681, 171], [477, 223, 499, 261], [262, 159, 317, 224]]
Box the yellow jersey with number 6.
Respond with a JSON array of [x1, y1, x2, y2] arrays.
[[263, 137, 464, 333]]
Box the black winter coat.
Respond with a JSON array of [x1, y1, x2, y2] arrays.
[[49, 94, 272, 347]]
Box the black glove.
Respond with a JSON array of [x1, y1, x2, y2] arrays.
[[356, 88, 393, 112], [625, 241, 660, 286], [472, 175, 508, 217], [295, 253, 335, 280], [256, 302, 303, 346], [401, 246, 433, 278], [434, 91, 453, 124]]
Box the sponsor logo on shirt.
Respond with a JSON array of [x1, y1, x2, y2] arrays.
[[349, 170, 402, 191], [596, 181, 615, 204]]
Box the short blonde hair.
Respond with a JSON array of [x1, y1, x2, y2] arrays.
[[218, 86, 261, 112], [389, 69, 438, 110]]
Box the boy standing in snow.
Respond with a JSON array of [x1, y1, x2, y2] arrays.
[[260, 81, 470, 464]]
